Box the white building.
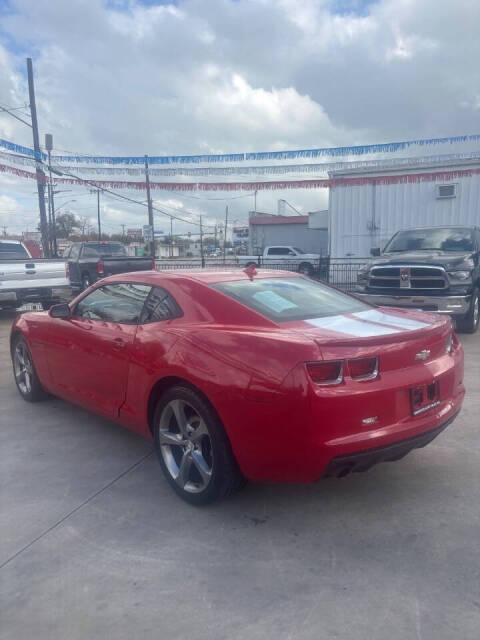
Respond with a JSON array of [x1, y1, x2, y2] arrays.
[[328, 155, 480, 258]]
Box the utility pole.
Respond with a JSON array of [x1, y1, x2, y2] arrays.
[[200, 216, 204, 268], [121, 224, 126, 241], [214, 224, 217, 250], [1, 225, 7, 237], [96, 190, 101, 240], [27, 58, 49, 257], [144, 155, 155, 258], [170, 216, 173, 258], [45, 133, 57, 256], [223, 205, 228, 264], [89, 189, 102, 240]]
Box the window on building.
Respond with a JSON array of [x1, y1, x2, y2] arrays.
[[436, 184, 456, 199]]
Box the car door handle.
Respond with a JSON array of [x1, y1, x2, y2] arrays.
[[112, 338, 126, 349]]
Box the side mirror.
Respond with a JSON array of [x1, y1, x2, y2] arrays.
[[49, 303, 71, 319], [370, 247, 381, 257]]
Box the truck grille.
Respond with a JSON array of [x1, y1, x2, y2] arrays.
[[369, 266, 447, 290]]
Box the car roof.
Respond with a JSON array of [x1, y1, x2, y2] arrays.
[[0, 239, 23, 244], [102, 268, 302, 286]]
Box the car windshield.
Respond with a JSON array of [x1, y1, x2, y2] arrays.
[[0, 243, 30, 260], [213, 277, 369, 322], [384, 228, 474, 252], [293, 247, 305, 253], [83, 243, 127, 257]]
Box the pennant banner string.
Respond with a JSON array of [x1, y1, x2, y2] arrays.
[[2, 161, 480, 191], [2, 134, 480, 166], [2, 149, 479, 177]]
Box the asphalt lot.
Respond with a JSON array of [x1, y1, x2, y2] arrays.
[[1, 311, 479, 640]]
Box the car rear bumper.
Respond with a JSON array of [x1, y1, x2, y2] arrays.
[[323, 412, 458, 478], [0, 285, 72, 304], [355, 292, 470, 315]]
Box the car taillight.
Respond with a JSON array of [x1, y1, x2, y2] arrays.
[[97, 261, 104, 275], [306, 361, 343, 386], [347, 356, 379, 380], [65, 263, 70, 278]]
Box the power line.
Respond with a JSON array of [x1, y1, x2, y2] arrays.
[[0, 104, 32, 128]]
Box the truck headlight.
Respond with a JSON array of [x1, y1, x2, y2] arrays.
[[448, 270, 472, 281], [357, 267, 369, 283]]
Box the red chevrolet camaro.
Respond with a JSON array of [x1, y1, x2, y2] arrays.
[[11, 269, 464, 504]]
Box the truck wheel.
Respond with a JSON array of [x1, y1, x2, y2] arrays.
[[298, 262, 314, 276], [81, 273, 92, 291], [457, 287, 479, 334]]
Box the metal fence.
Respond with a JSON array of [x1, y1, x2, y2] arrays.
[[154, 258, 368, 292]]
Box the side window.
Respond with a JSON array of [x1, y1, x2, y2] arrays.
[[140, 286, 182, 323], [74, 283, 151, 324], [267, 247, 288, 256], [69, 244, 80, 260]]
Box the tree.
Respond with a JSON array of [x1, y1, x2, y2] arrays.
[[55, 213, 80, 239]]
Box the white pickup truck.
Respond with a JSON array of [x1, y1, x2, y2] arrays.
[[237, 246, 320, 275], [0, 240, 71, 310]]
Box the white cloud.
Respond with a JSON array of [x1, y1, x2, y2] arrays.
[[0, 0, 479, 234]]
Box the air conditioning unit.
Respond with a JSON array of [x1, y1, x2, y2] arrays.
[[436, 184, 456, 199]]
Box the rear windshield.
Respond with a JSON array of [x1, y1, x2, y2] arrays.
[[0, 243, 30, 260], [213, 277, 369, 322], [82, 243, 127, 257], [385, 228, 474, 252]]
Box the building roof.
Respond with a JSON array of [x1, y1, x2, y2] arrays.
[[249, 215, 308, 225]]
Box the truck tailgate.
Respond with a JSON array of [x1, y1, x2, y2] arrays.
[[0, 259, 69, 290], [102, 257, 153, 276]]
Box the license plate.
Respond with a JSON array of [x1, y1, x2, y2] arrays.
[[410, 381, 440, 416]]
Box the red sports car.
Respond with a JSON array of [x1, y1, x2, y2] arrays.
[[11, 269, 464, 504]]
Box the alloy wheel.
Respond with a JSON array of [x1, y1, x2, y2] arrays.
[[158, 399, 213, 493], [14, 343, 33, 395]]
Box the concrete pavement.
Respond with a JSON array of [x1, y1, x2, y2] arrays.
[[1, 310, 479, 640]]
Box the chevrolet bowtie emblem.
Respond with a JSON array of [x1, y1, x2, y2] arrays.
[[415, 349, 431, 361]]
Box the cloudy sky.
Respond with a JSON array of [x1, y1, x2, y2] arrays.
[[1, 0, 479, 236]]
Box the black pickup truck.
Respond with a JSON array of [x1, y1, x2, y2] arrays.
[[355, 226, 480, 333], [64, 241, 154, 291]]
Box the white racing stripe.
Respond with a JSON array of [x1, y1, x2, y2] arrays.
[[306, 315, 400, 336], [353, 309, 430, 330]]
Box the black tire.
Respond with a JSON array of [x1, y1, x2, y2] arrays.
[[298, 262, 314, 276], [245, 261, 258, 268], [153, 385, 245, 505], [40, 299, 54, 311], [81, 273, 92, 291], [11, 336, 48, 402], [457, 287, 479, 334]]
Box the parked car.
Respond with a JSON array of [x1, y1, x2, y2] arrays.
[[0, 240, 71, 310], [237, 246, 320, 275], [11, 269, 464, 504], [64, 241, 155, 290], [356, 226, 480, 333]]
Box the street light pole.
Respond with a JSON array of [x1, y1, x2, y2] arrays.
[[144, 155, 155, 258], [45, 133, 58, 256]]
